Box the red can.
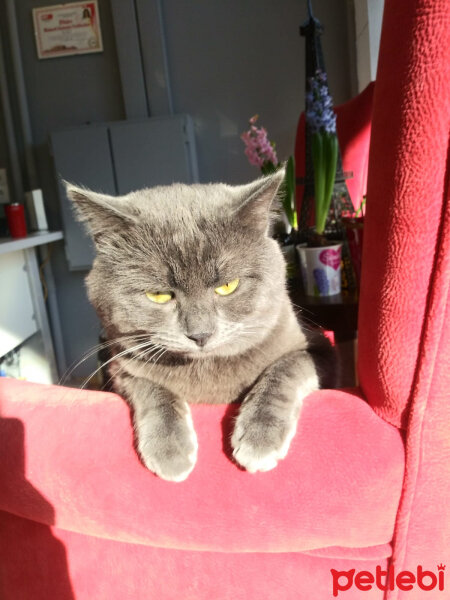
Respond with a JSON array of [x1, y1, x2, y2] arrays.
[[5, 203, 27, 238]]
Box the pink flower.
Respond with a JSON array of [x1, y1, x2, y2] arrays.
[[241, 115, 279, 169]]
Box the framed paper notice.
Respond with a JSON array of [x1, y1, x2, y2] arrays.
[[33, 2, 103, 59]]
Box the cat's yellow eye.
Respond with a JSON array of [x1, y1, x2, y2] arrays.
[[215, 279, 240, 296], [146, 291, 173, 304]]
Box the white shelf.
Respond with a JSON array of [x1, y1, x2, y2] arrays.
[[0, 231, 63, 255]]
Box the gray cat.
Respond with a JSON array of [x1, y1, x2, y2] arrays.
[[66, 169, 336, 482]]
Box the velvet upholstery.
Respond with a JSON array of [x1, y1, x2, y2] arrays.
[[1, 0, 449, 597], [0, 382, 403, 553], [0, 382, 403, 599], [358, 0, 450, 431], [357, 1, 450, 598]]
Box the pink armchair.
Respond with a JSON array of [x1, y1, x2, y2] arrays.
[[0, 1, 448, 598]]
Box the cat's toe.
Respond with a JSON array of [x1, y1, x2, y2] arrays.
[[145, 450, 196, 482], [139, 438, 197, 482], [138, 413, 198, 482], [232, 443, 279, 473], [231, 416, 298, 473]]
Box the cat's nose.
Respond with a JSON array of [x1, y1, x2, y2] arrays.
[[186, 332, 213, 347]]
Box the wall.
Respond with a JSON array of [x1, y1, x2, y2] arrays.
[[354, 0, 384, 90], [1, 0, 355, 379], [140, 0, 355, 183]]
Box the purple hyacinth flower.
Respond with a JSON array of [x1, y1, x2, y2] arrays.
[[313, 268, 330, 295], [305, 69, 337, 135]]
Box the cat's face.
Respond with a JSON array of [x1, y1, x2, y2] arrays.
[[67, 171, 287, 358]]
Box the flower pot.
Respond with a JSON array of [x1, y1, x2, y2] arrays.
[[296, 243, 342, 297]]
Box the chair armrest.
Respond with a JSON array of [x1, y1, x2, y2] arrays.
[[0, 379, 404, 554]]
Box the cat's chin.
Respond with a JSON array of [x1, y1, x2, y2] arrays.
[[162, 347, 210, 361], [162, 336, 258, 360]]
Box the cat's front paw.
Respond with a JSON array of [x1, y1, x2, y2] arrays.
[[231, 409, 298, 473], [137, 411, 198, 482]]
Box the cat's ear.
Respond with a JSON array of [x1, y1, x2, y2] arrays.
[[233, 168, 285, 235], [65, 182, 138, 241]]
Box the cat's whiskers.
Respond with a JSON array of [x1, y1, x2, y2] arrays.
[[221, 323, 272, 362], [144, 347, 169, 374], [222, 321, 258, 339], [156, 341, 190, 352], [80, 339, 157, 389], [215, 320, 243, 339], [148, 330, 194, 353], [102, 342, 164, 390], [199, 319, 258, 353], [290, 302, 323, 331], [138, 344, 166, 366], [60, 333, 152, 385]]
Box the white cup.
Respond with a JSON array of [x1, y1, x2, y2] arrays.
[[296, 243, 342, 297]]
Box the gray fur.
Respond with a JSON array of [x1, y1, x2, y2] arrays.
[[66, 170, 336, 481]]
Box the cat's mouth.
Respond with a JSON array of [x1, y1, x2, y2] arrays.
[[152, 332, 245, 359], [159, 335, 219, 358], [146, 346, 214, 365], [172, 346, 212, 359]]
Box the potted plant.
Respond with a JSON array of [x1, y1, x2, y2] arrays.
[[296, 70, 342, 297], [241, 115, 298, 277]]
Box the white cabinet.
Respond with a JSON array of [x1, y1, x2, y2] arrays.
[[0, 231, 64, 383], [0, 250, 38, 356]]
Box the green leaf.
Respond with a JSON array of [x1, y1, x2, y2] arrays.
[[283, 156, 297, 229], [317, 133, 338, 234], [312, 132, 325, 234]]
